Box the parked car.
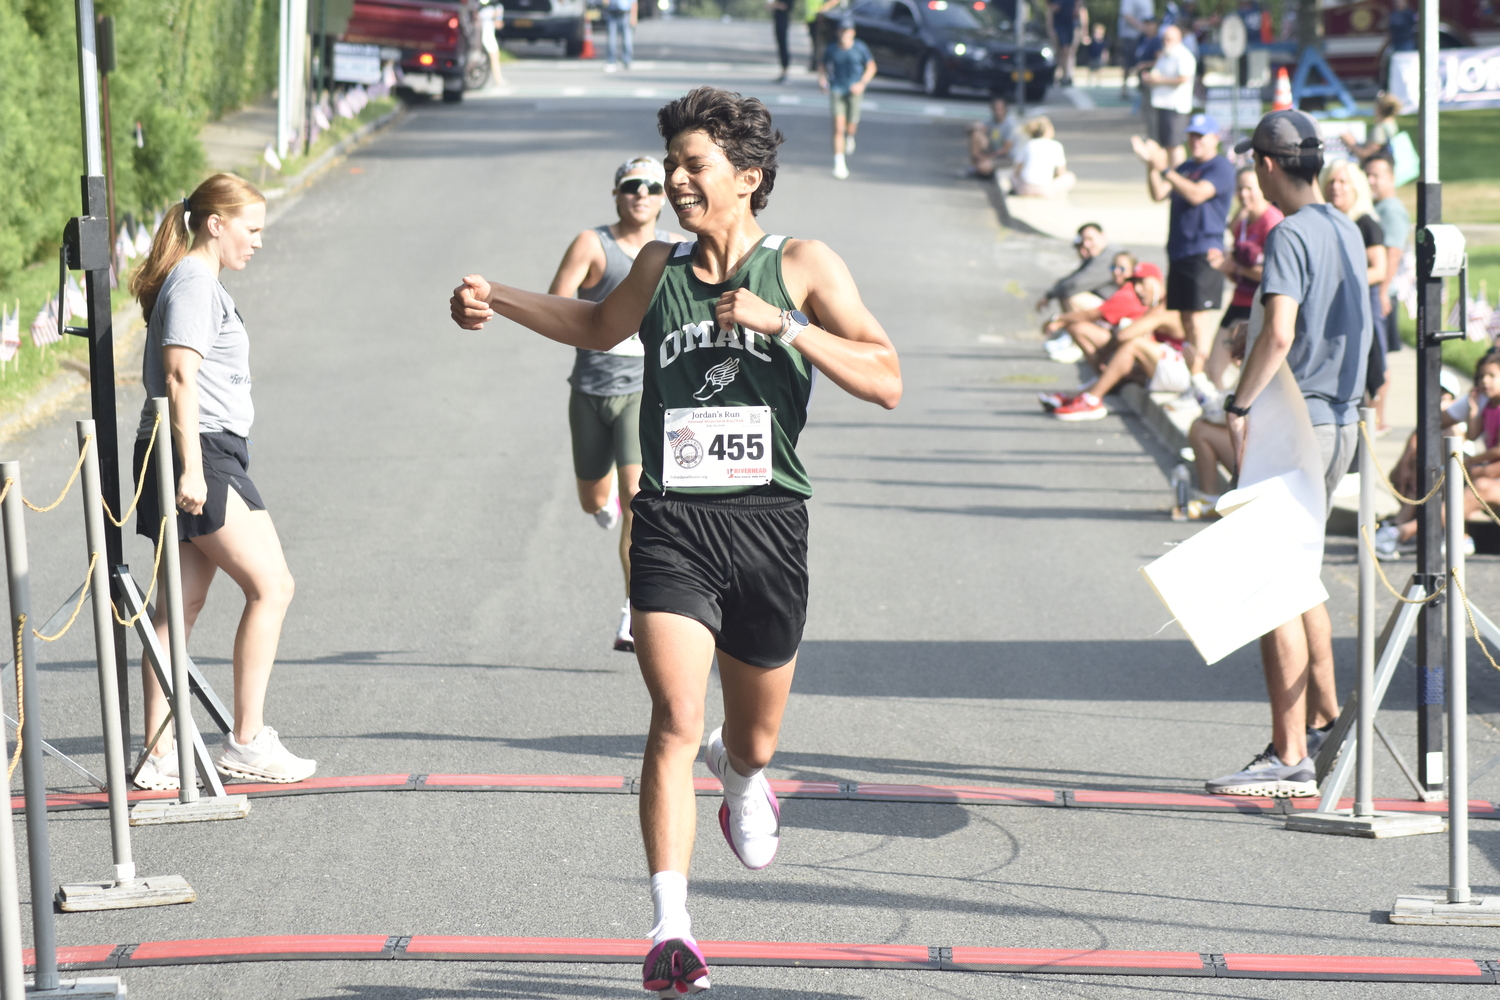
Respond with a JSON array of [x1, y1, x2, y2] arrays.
[[343, 0, 470, 101], [832, 0, 1056, 99], [1320, 0, 1500, 88], [497, 0, 590, 56]]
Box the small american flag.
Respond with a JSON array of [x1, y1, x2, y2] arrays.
[[667, 426, 696, 448], [0, 303, 19, 362], [30, 296, 61, 348]]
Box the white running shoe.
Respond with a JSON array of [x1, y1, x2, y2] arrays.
[[594, 478, 621, 530], [614, 604, 635, 653], [832, 158, 849, 180], [844, 135, 856, 155], [216, 727, 317, 783], [134, 750, 180, 790], [705, 727, 780, 870]]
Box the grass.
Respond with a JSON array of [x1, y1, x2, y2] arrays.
[[1398, 243, 1500, 377], [1386, 108, 1500, 224]]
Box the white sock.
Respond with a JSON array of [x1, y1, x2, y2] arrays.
[[649, 871, 691, 943], [718, 752, 759, 799], [1082, 392, 1100, 404], [834, 153, 846, 167]]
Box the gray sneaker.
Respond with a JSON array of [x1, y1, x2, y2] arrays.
[[1206, 747, 1318, 797], [1306, 723, 1335, 758], [216, 726, 317, 783]]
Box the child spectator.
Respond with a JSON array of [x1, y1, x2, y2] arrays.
[[1083, 22, 1109, 86], [1004, 117, 1077, 198]]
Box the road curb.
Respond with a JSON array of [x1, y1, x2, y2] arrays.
[[263, 103, 408, 202]]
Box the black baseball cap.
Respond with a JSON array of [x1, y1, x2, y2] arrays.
[[1233, 109, 1324, 158]]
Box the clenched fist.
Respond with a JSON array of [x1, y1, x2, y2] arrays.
[[451, 275, 495, 330]]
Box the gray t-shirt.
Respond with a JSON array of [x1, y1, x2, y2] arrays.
[[1259, 203, 1371, 426], [1044, 243, 1124, 303], [1373, 195, 1411, 250], [138, 256, 254, 440], [568, 226, 671, 397]]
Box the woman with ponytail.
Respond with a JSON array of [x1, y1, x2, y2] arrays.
[[128, 173, 315, 790]]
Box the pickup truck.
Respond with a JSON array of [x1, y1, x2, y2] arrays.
[[343, 0, 471, 101]]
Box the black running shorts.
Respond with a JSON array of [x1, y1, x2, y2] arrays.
[[629, 492, 809, 669], [133, 431, 266, 544], [1166, 253, 1225, 313]]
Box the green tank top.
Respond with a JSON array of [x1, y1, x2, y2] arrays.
[[638, 235, 813, 498]]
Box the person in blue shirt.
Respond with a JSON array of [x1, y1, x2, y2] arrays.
[[818, 20, 876, 180], [1131, 112, 1237, 384], [1388, 0, 1416, 52]]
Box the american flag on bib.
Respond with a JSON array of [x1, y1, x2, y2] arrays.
[[667, 425, 697, 449]]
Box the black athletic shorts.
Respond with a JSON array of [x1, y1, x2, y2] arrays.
[[1167, 253, 1225, 312], [133, 430, 266, 544], [629, 491, 809, 669], [1219, 303, 1252, 329]]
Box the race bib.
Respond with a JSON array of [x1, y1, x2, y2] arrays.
[[663, 407, 773, 488]]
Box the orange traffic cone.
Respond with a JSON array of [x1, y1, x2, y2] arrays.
[[581, 15, 596, 59], [1272, 66, 1293, 111]]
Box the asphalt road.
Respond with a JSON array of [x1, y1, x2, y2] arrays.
[[8, 23, 1500, 999]]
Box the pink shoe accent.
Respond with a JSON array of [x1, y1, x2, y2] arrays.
[[642, 938, 710, 994]]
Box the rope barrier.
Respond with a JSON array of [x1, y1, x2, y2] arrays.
[[111, 518, 167, 628], [103, 413, 160, 528], [32, 552, 98, 643], [21, 438, 89, 513], [1360, 524, 1447, 604], [1451, 572, 1500, 676], [7, 614, 23, 782], [1359, 420, 1446, 508], [1456, 457, 1500, 530], [0, 480, 11, 509]]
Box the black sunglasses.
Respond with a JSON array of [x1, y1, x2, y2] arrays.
[[619, 178, 664, 196]]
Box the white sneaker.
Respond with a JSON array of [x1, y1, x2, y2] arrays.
[[604, 63, 618, 73], [705, 727, 780, 870], [216, 726, 317, 783], [594, 478, 621, 530], [832, 157, 849, 179], [614, 604, 635, 653], [134, 750, 180, 790], [844, 135, 856, 154], [1044, 334, 1084, 364]]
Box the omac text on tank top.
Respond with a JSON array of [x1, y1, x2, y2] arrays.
[[569, 225, 672, 397], [638, 235, 813, 499]]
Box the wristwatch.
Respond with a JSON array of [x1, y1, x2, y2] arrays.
[[1223, 394, 1251, 417], [780, 309, 809, 347]]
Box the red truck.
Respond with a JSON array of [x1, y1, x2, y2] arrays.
[[1321, 0, 1500, 87], [342, 0, 472, 102]]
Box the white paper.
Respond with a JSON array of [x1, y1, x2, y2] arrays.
[[1140, 363, 1329, 664]]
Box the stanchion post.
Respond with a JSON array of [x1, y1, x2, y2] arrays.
[[57, 422, 196, 910], [79, 423, 132, 876], [1355, 408, 1376, 819], [0, 462, 58, 990], [1446, 435, 1469, 902], [150, 397, 198, 805], [0, 767, 22, 998]]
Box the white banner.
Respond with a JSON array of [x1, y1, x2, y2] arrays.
[[1389, 47, 1500, 113]]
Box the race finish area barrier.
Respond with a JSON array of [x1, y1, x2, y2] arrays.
[[15, 934, 1500, 984]]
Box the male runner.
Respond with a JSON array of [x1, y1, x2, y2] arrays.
[[818, 19, 876, 180], [451, 86, 901, 997], [548, 156, 683, 652]]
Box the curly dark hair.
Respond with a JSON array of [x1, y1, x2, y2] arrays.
[[658, 87, 785, 215]]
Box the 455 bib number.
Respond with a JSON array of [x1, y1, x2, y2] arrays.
[[663, 406, 772, 488]]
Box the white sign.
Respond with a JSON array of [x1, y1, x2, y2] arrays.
[[1389, 47, 1500, 112], [662, 406, 773, 488], [1221, 13, 1247, 60], [333, 42, 383, 84]]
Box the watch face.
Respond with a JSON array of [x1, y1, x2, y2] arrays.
[[790, 310, 809, 326]]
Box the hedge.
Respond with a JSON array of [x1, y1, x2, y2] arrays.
[[0, 0, 280, 289]]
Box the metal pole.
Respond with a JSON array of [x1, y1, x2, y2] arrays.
[[1356, 407, 1376, 819], [0, 464, 58, 990], [78, 422, 134, 883], [1446, 435, 1469, 902], [1413, 0, 1445, 796], [0, 549, 22, 998], [279, 0, 292, 158], [1014, 0, 1026, 119], [149, 398, 198, 804]]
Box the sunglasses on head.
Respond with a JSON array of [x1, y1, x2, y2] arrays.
[[619, 178, 664, 196]]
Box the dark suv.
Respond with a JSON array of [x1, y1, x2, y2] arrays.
[[497, 0, 589, 56], [839, 0, 1055, 100]]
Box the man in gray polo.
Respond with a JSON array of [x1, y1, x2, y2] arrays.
[[1206, 110, 1372, 798]]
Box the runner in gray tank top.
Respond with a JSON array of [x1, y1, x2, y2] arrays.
[[548, 156, 683, 653], [453, 87, 901, 997]]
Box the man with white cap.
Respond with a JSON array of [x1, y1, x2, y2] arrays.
[[1205, 109, 1371, 797], [548, 156, 684, 652]]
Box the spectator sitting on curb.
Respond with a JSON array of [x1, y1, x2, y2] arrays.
[[1373, 368, 1464, 560], [1036, 222, 1122, 316], [1003, 117, 1077, 198], [1205, 109, 1371, 799], [1203, 165, 1282, 396], [966, 95, 1023, 179], [1186, 322, 1251, 507], [1043, 265, 1191, 420], [1041, 251, 1145, 365], [1132, 113, 1235, 382]]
